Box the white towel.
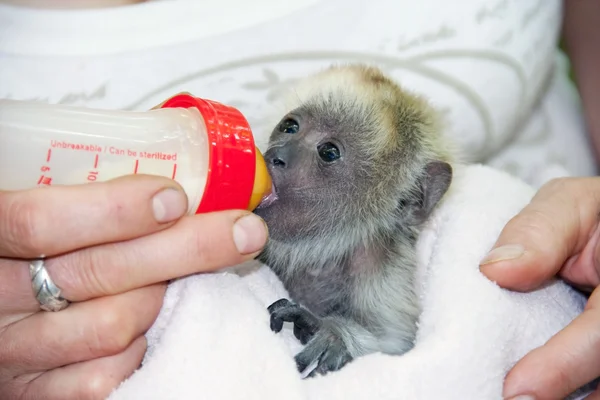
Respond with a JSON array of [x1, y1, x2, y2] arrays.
[[107, 163, 589, 400]]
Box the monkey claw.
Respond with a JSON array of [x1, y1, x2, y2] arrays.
[[267, 298, 354, 377], [268, 298, 320, 345]]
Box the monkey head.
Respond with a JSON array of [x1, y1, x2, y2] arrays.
[[255, 64, 453, 251]]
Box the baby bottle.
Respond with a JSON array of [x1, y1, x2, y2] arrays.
[[0, 94, 273, 214]]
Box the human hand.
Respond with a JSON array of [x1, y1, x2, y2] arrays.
[[0, 175, 268, 399], [479, 177, 600, 400]]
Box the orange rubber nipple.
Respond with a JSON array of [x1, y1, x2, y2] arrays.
[[247, 148, 273, 211]]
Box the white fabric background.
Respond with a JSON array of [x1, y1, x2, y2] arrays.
[[0, 0, 597, 186]]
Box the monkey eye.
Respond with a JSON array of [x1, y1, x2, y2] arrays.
[[277, 117, 300, 134], [317, 142, 341, 162]]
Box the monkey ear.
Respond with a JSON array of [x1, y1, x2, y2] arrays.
[[411, 161, 452, 225]]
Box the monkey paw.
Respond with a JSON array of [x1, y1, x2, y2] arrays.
[[294, 322, 353, 377], [267, 298, 321, 345]]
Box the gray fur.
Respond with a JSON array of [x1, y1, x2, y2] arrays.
[[255, 64, 453, 376]]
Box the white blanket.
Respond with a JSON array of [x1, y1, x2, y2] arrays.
[[107, 163, 589, 400]]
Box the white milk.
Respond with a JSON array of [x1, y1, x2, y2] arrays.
[[0, 99, 208, 214]]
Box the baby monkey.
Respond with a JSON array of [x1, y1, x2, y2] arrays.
[[254, 64, 453, 377]]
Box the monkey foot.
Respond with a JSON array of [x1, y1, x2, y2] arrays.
[[267, 298, 321, 345], [267, 299, 354, 376], [294, 322, 354, 377]]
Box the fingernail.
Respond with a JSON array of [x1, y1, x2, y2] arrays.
[[480, 244, 525, 266], [505, 395, 535, 400], [233, 214, 268, 254], [152, 188, 187, 223]]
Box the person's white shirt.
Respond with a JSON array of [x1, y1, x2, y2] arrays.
[[0, 0, 595, 186]]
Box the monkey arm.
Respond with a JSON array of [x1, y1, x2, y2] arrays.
[[268, 298, 382, 377]]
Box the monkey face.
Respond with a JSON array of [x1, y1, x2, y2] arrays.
[[254, 64, 453, 246], [254, 103, 377, 242]]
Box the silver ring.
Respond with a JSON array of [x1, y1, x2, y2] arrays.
[[29, 259, 70, 312]]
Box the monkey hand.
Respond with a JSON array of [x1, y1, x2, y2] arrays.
[[268, 298, 321, 345], [267, 300, 361, 377]]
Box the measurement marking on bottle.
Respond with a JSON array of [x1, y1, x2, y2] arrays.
[[38, 155, 52, 186], [171, 164, 177, 179], [88, 171, 99, 182], [93, 154, 99, 168], [134, 160, 139, 174]]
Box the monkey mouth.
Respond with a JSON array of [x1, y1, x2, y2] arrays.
[[257, 183, 279, 209]]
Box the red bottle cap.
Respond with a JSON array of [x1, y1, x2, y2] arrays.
[[159, 93, 257, 214]]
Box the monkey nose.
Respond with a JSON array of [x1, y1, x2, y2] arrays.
[[272, 157, 286, 168], [266, 146, 289, 169]]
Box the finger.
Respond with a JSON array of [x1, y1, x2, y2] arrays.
[[479, 177, 600, 291], [587, 388, 600, 400], [0, 283, 164, 374], [0, 210, 267, 314], [560, 222, 600, 290], [35, 211, 267, 303], [503, 287, 600, 400], [16, 335, 147, 400], [0, 257, 40, 316], [0, 174, 188, 259]]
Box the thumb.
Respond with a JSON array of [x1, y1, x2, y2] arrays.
[[479, 177, 600, 292]]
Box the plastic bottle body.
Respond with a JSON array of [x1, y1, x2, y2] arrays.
[[0, 99, 209, 214]]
